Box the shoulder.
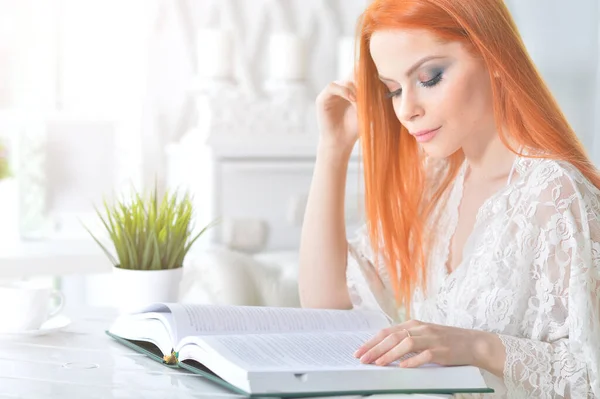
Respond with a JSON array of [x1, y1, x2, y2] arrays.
[[515, 157, 600, 235], [517, 157, 600, 206]]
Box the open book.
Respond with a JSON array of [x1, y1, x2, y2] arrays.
[[107, 303, 492, 398]]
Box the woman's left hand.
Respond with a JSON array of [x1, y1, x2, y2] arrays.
[[354, 320, 500, 371]]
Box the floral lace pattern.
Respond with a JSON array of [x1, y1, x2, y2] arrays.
[[346, 156, 600, 398]]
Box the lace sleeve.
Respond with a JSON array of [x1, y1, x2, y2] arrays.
[[498, 163, 600, 398], [346, 224, 400, 322]]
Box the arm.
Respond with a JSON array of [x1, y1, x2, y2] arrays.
[[490, 240, 599, 399], [298, 80, 358, 310], [299, 82, 447, 314], [482, 168, 600, 398], [496, 335, 592, 398], [471, 331, 590, 397], [299, 145, 354, 309], [443, 327, 592, 398], [354, 164, 599, 398]]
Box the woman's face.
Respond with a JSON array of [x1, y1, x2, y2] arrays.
[[369, 29, 496, 159]]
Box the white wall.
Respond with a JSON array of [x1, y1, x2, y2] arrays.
[[507, 0, 600, 162]]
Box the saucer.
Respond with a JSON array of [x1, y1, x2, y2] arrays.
[[0, 315, 72, 337]]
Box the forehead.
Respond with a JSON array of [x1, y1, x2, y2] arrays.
[[369, 29, 463, 71]]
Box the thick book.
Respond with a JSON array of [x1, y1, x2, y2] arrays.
[[106, 303, 493, 398]]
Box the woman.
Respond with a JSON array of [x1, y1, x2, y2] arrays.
[[298, 0, 600, 398]]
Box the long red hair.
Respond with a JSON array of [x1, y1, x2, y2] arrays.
[[355, 0, 600, 311]]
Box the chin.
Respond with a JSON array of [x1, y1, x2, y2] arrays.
[[420, 143, 460, 160]]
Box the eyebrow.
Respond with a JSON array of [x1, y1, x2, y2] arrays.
[[378, 55, 446, 83]]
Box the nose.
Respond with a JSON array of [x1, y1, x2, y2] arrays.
[[394, 89, 424, 124]]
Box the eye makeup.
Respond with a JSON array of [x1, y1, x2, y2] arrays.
[[385, 66, 446, 98]]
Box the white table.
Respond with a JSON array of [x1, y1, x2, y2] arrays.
[[0, 307, 452, 399], [0, 307, 247, 398]]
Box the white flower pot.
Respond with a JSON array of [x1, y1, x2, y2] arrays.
[[112, 267, 183, 314]]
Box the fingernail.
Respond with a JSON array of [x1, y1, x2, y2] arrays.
[[360, 355, 370, 363], [353, 350, 360, 358]]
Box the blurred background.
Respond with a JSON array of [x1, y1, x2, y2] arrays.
[[0, 0, 598, 310]]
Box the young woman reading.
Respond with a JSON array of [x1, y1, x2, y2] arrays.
[[299, 0, 600, 397]]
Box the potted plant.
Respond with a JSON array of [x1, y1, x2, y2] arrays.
[[85, 185, 216, 313]]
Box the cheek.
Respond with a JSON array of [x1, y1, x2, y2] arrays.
[[439, 73, 493, 129], [439, 78, 473, 120], [459, 73, 493, 118]]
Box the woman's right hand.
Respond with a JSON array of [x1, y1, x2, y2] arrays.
[[315, 80, 359, 152]]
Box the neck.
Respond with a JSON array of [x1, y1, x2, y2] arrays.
[[462, 130, 517, 183]]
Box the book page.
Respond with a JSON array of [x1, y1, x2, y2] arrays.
[[167, 304, 391, 341], [179, 332, 489, 395], [108, 313, 174, 356], [184, 331, 413, 371]]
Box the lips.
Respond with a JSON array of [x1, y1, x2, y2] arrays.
[[411, 127, 441, 137], [410, 126, 441, 143]]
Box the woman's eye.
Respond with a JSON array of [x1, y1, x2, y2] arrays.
[[420, 72, 443, 88], [385, 88, 402, 99], [385, 70, 444, 99]]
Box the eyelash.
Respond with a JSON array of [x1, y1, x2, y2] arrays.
[[385, 72, 444, 99]]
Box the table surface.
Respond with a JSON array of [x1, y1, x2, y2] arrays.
[[0, 307, 249, 398], [0, 307, 451, 399]]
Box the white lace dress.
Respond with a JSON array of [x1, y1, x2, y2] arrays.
[[346, 156, 600, 398]]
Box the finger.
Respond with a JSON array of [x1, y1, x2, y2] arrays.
[[373, 336, 429, 366], [349, 100, 357, 112], [399, 348, 436, 368], [354, 328, 391, 358], [331, 81, 356, 102], [346, 80, 357, 101], [359, 330, 410, 364], [354, 322, 419, 358], [347, 80, 357, 96], [316, 83, 353, 107], [354, 321, 422, 358]]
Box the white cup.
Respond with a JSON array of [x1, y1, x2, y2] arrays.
[[0, 282, 65, 333]]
